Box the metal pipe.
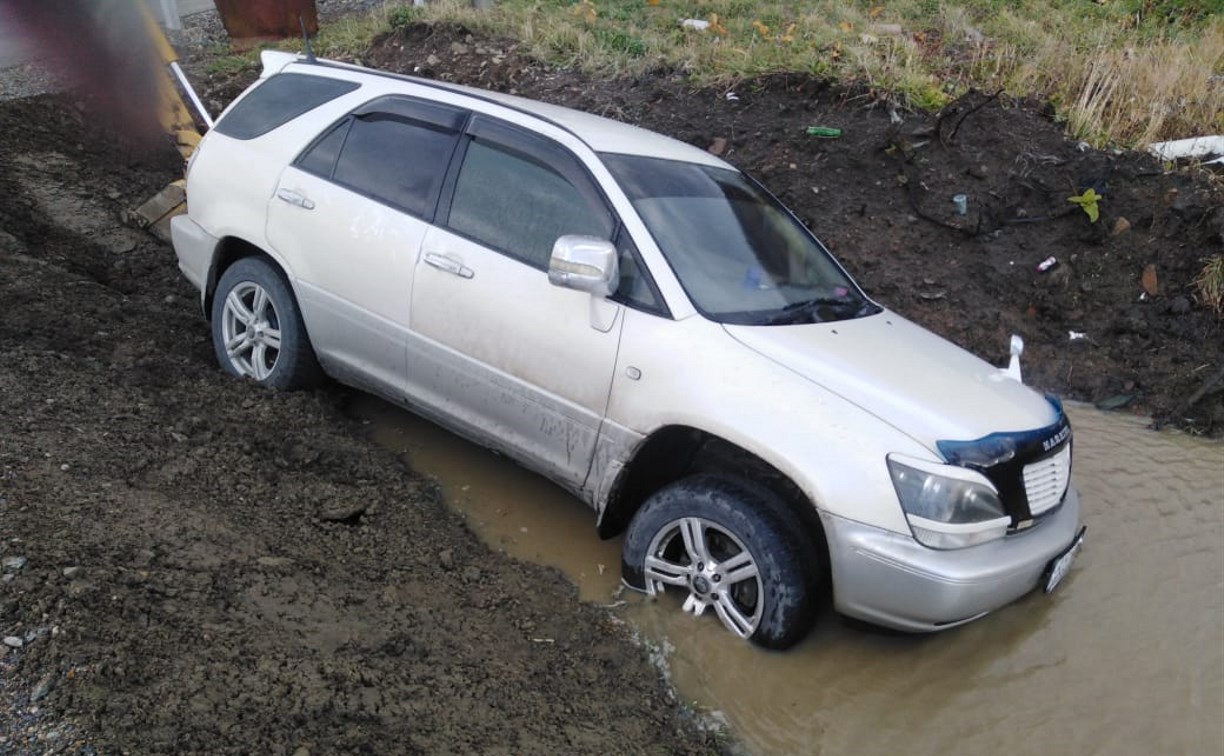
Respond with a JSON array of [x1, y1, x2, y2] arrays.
[[169, 60, 213, 128]]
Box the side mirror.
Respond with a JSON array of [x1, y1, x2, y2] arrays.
[[548, 235, 619, 297]]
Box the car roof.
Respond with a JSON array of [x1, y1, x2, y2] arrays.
[[269, 53, 729, 169]]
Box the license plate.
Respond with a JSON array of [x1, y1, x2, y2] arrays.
[[1042, 526, 1086, 594]]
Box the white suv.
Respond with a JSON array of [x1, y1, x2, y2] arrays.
[[171, 52, 1084, 648]]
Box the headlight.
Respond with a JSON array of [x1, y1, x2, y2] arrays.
[[887, 456, 1010, 549]]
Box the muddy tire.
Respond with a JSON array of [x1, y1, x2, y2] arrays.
[[211, 257, 321, 390], [622, 474, 817, 649]]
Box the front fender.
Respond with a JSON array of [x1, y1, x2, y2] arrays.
[[601, 311, 936, 535]]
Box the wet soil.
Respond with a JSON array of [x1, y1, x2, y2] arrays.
[[0, 99, 719, 754], [350, 22, 1224, 435]]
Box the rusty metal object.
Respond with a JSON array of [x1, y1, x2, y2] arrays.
[[213, 0, 318, 40]]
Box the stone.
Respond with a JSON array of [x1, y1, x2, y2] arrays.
[[30, 672, 55, 702], [1, 556, 26, 571], [462, 566, 482, 583], [61, 566, 81, 579], [319, 503, 366, 523], [1111, 216, 1131, 236], [1141, 264, 1159, 296], [3, 636, 23, 649], [438, 549, 454, 570]]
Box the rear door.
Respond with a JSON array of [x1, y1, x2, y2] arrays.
[[266, 96, 467, 396], [406, 116, 623, 490]]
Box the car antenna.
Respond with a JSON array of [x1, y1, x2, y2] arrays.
[[298, 15, 317, 63]]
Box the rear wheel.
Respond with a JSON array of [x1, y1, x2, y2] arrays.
[[210, 257, 320, 390], [622, 475, 817, 649]]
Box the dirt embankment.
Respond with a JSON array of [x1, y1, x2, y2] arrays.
[[0, 98, 719, 754], [355, 22, 1224, 435]]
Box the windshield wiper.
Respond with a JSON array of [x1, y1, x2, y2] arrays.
[[762, 296, 864, 325]]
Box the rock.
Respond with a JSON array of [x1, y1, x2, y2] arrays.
[[1111, 216, 1131, 236], [61, 566, 81, 579], [319, 503, 366, 523], [30, 672, 55, 702], [3, 636, 23, 649], [1, 556, 27, 571], [292, 748, 311, 756], [1169, 296, 1192, 315], [1141, 264, 1159, 296], [438, 549, 454, 570], [462, 566, 482, 583], [450, 42, 469, 55], [1096, 394, 1135, 411], [256, 556, 293, 568], [707, 137, 727, 156], [425, 54, 440, 67]]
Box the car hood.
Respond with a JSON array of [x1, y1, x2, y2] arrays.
[[723, 311, 1058, 452]]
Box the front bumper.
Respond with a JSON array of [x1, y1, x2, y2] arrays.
[[820, 486, 1081, 632]]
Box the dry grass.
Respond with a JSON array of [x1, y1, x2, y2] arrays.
[[287, 0, 1223, 148], [1007, 22, 1224, 145], [1196, 255, 1224, 316]]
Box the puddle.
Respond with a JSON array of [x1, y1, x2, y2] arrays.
[[357, 396, 622, 603], [351, 396, 1224, 754]]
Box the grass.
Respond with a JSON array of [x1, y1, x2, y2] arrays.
[[322, 0, 1222, 150], [1196, 255, 1224, 316]]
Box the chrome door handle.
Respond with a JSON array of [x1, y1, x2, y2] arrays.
[[423, 252, 474, 279], [276, 188, 315, 210]]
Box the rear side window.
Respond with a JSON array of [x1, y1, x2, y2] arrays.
[[447, 123, 613, 269], [296, 119, 349, 178], [214, 74, 359, 140], [330, 115, 460, 218]]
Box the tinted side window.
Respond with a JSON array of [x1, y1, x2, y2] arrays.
[[297, 119, 350, 178], [614, 228, 663, 313], [447, 133, 613, 269], [332, 115, 459, 218], [214, 74, 359, 140]]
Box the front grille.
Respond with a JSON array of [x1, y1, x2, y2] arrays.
[[1023, 444, 1071, 516]]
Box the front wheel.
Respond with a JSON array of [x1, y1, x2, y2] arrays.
[[622, 475, 817, 649], [210, 257, 320, 390]]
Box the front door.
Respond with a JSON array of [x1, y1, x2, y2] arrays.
[[407, 116, 623, 490]]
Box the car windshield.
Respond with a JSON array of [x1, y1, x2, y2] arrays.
[[602, 153, 879, 325]]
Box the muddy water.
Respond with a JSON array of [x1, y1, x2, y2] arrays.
[[352, 397, 1223, 755]]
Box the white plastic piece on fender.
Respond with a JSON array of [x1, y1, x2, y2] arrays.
[[1005, 334, 1024, 383]]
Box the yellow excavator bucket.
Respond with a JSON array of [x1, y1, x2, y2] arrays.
[[143, 6, 200, 161]]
